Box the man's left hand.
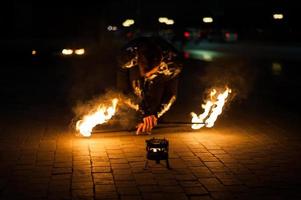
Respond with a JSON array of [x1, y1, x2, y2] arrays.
[[136, 115, 157, 135]]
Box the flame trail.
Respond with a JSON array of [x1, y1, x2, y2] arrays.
[[76, 98, 118, 137], [191, 87, 231, 129]]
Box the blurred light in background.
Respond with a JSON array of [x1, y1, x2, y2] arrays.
[[184, 31, 190, 38], [273, 13, 284, 20], [75, 48, 85, 55], [183, 52, 190, 59], [203, 17, 213, 23], [62, 49, 73, 55], [158, 17, 174, 25], [122, 19, 135, 27], [184, 49, 222, 62], [32, 50, 37, 55], [272, 62, 282, 75], [224, 32, 238, 42], [166, 19, 174, 25], [158, 17, 169, 23], [107, 25, 118, 31]]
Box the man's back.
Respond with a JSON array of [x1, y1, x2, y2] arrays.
[[117, 36, 182, 121]]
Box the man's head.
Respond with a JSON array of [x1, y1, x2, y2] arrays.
[[137, 40, 162, 77]]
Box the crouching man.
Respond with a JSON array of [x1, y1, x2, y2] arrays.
[[117, 36, 182, 134]]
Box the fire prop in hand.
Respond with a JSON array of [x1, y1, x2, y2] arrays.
[[191, 87, 231, 129], [76, 98, 118, 137]]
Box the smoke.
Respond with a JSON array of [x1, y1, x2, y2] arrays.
[[200, 57, 258, 103], [65, 33, 125, 109], [70, 90, 140, 131]]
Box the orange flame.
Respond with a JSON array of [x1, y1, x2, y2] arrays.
[[76, 98, 118, 137], [191, 87, 231, 129]]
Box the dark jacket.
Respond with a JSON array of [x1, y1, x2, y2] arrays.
[[117, 36, 182, 119]]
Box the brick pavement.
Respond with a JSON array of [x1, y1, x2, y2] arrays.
[[0, 118, 301, 200]]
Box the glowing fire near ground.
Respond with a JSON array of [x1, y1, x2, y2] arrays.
[[75, 87, 231, 137], [191, 87, 232, 129], [76, 98, 118, 137]]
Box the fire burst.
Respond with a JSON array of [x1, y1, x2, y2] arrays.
[[191, 87, 231, 129], [76, 98, 118, 137]]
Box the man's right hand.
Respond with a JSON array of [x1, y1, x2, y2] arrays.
[[136, 115, 157, 135]]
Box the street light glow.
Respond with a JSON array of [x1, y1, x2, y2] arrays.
[[158, 17, 174, 25], [166, 19, 174, 25], [122, 19, 135, 27], [62, 49, 73, 55], [75, 48, 85, 55], [107, 25, 118, 31], [158, 17, 169, 23], [203, 17, 213, 23], [273, 13, 284, 20]]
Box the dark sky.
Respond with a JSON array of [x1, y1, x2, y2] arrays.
[[1, 0, 299, 38]]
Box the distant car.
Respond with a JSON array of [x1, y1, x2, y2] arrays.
[[206, 30, 224, 42], [183, 28, 201, 43], [204, 29, 238, 43], [222, 30, 238, 42], [32, 38, 95, 58]]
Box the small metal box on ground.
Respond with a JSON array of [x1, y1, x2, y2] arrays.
[[145, 137, 170, 169]]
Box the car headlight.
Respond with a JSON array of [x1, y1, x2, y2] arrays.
[[75, 48, 85, 55], [62, 49, 73, 55]]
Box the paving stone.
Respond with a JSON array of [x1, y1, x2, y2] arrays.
[[163, 193, 188, 200], [161, 185, 184, 193], [95, 184, 116, 193], [110, 158, 128, 164], [120, 195, 142, 200], [138, 185, 161, 193], [183, 186, 208, 195], [95, 193, 119, 200], [52, 167, 72, 175], [72, 181, 94, 190], [179, 181, 202, 187], [54, 162, 72, 168], [176, 174, 197, 181], [2, 116, 301, 200], [112, 169, 132, 174], [199, 178, 226, 192], [191, 166, 215, 178], [114, 174, 135, 181], [142, 193, 164, 199], [92, 161, 111, 167], [111, 163, 130, 169], [92, 166, 112, 173], [189, 196, 213, 200], [157, 179, 179, 186], [115, 181, 137, 187], [72, 189, 94, 200], [117, 186, 140, 195]]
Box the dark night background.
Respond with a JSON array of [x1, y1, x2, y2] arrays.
[[0, 0, 301, 124], [1, 1, 300, 40], [1, 1, 301, 200]]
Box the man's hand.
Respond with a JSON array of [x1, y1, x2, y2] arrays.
[[136, 115, 157, 135]]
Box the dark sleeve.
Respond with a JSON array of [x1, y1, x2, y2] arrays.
[[116, 67, 130, 94], [116, 43, 137, 94], [139, 76, 179, 119], [156, 77, 179, 118], [117, 48, 136, 69]]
